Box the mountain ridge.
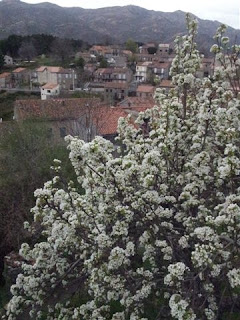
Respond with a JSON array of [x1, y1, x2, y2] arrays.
[[0, 1, 239, 54]]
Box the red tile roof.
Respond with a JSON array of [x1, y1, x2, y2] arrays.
[[36, 66, 64, 73], [158, 80, 174, 88], [12, 67, 27, 73], [0, 72, 11, 79], [151, 62, 171, 69], [122, 50, 133, 56], [97, 107, 127, 135], [14, 99, 155, 137], [90, 45, 107, 52], [41, 83, 59, 89], [117, 96, 155, 109], [97, 105, 153, 136], [112, 68, 129, 74], [137, 85, 155, 93], [137, 61, 153, 67], [14, 98, 102, 121], [94, 68, 108, 74], [95, 67, 129, 75]]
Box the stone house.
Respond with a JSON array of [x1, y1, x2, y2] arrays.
[[12, 68, 30, 87], [136, 85, 155, 98], [14, 98, 104, 143], [13, 97, 155, 146], [33, 66, 77, 91], [104, 82, 129, 104], [136, 53, 157, 63], [149, 61, 171, 80], [139, 43, 157, 55], [94, 67, 132, 83], [94, 68, 112, 83], [4, 55, 13, 65], [41, 83, 60, 100], [135, 62, 152, 82], [158, 44, 170, 56], [117, 96, 155, 109], [89, 82, 105, 94], [89, 45, 120, 59], [89, 45, 108, 56]]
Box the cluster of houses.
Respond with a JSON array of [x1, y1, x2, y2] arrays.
[[0, 64, 77, 99], [0, 42, 217, 144], [1, 42, 215, 103], [12, 96, 156, 143], [77, 43, 214, 103]]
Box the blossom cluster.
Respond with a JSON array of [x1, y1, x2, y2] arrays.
[[4, 16, 240, 320]]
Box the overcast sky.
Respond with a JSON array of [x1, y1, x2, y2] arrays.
[[23, 0, 240, 29]]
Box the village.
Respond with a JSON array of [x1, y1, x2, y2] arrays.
[[1, 0, 240, 316], [0, 41, 215, 142]]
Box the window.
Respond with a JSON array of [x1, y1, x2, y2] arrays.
[[47, 90, 51, 93], [60, 127, 66, 138]]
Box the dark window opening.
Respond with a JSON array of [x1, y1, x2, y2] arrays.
[[47, 128, 53, 138], [60, 127, 67, 138]]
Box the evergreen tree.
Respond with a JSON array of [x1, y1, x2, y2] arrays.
[[125, 38, 138, 54]]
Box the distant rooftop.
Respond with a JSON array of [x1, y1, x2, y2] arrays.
[[14, 98, 102, 121], [36, 66, 64, 73], [137, 85, 155, 93], [13, 98, 155, 137], [0, 72, 11, 78], [12, 67, 26, 73], [41, 83, 59, 90]]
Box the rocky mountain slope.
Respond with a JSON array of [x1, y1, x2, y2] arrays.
[[0, 1, 239, 54]]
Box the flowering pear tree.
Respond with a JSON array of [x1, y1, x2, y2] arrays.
[[5, 16, 240, 320]]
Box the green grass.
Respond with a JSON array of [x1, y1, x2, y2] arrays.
[[35, 55, 60, 66], [34, 55, 74, 68]]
